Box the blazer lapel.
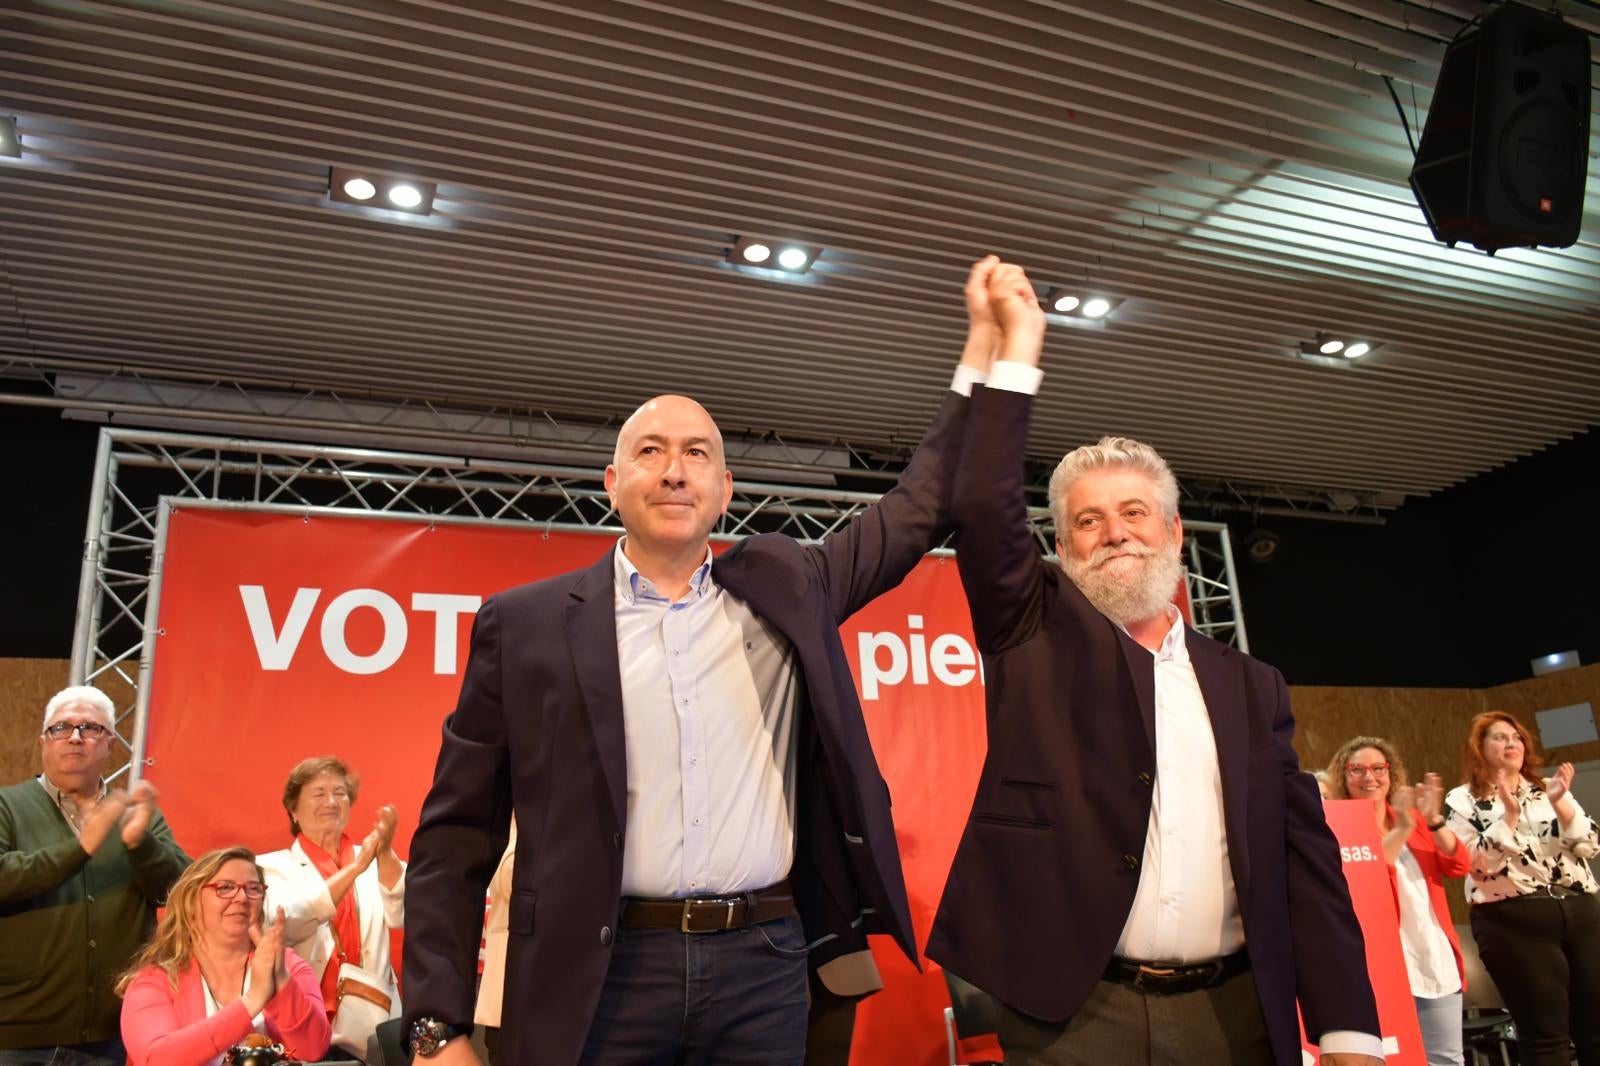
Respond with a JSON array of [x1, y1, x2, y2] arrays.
[[1186, 630, 1251, 900], [565, 549, 627, 835], [1113, 628, 1158, 755]]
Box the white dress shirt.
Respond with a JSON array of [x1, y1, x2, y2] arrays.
[[1111, 606, 1382, 1059], [1114, 605, 1245, 963], [613, 545, 800, 898]]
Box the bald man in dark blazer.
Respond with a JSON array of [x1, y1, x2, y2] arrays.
[[401, 257, 1042, 1066]]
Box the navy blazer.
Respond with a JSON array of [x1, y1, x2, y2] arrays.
[[924, 385, 1378, 1065], [403, 390, 967, 1066]]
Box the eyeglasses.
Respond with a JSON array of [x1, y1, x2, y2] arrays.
[[1346, 763, 1390, 777], [204, 880, 267, 900], [44, 721, 110, 741]]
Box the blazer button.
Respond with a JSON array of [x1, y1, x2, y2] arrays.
[[600, 926, 614, 946], [613, 832, 623, 852], [1123, 854, 1139, 870], [1138, 772, 1153, 787]]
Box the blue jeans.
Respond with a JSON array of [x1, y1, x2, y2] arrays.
[[1413, 992, 1464, 1066], [578, 913, 810, 1065], [0, 1039, 126, 1066]]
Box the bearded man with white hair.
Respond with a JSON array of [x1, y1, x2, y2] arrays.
[[925, 282, 1383, 1066], [0, 685, 190, 1065]]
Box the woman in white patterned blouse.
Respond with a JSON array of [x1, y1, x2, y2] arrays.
[[1444, 710, 1600, 1066]]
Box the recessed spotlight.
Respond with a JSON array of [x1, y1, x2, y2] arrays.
[[1051, 293, 1080, 313], [728, 236, 821, 275], [1295, 333, 1383, 367], [327, 166, 436, 215], [1081, 297, 1112, 319], [0, 115, 18, 160], [388, 184, 422, 209]]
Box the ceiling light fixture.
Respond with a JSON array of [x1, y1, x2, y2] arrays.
[[728, 236, 821, 275], [1295, 332, 1383, 368], [1043, 288, 1121, 323], [327, 166, 437, 215], [0, 115, 19, 159]]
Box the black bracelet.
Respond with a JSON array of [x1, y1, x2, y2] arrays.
[[1427, 816, 1447, 831]]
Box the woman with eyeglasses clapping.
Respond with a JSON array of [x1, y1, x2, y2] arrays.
[[1327, 736, 1468, 1065], [1445, 711, 1600, 1066], [118, 846, 330, 1065]]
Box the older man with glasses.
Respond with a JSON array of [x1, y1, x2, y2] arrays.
[[0, 685, 191, 1066]]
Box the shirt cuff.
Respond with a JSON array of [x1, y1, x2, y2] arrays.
[[949, 364, 986, 397], [1317, 1030, 1386, 1058], [986, 360, 1043, 395]]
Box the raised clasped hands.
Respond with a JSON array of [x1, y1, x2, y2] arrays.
[[960, 254, 1045, 374]]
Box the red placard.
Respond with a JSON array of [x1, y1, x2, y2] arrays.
[[1299, 799, 1425, 1064]]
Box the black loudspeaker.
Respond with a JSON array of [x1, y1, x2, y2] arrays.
[[1408, 4, 1590, 254]]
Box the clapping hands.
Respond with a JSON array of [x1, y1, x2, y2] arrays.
[[244, 907, 290, 1015], [1546, 762, 1576, 803]]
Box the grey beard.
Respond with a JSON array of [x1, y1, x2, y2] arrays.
[[1062, 544, 1185, 627]]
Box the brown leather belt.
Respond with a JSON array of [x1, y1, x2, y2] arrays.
[[1102, 950, 1250, 996], [620, 880, 796, 934]]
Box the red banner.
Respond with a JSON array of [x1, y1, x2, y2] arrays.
[[148, 507, 1411, 1065], [1299, 799, 1425, 1065], [148, 507, 984, 1065]]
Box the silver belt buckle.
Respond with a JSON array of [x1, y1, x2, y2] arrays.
[[680, 900, 698, 933]]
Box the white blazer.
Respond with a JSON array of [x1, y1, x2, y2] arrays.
[[258, 839, 406, 1013], [474, 818, 517, 1029]]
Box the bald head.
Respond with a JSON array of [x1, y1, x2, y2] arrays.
[[612, 395, 726, 469], [605, 394, 734, 561]]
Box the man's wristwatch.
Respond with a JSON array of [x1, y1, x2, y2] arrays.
[[409, 1018, 473, 1058]]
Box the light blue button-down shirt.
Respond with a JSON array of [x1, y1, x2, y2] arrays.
[[613, 543, 800, 898]]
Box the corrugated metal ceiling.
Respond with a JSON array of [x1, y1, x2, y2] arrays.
[[1, 0, 1597, 512]]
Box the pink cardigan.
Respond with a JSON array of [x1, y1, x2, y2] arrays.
[[121, 948, 331, 1066]]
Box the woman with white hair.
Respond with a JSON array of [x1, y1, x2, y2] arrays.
[[257, 755, 403, 1061]]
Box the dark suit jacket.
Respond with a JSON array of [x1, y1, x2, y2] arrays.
[[924, 386, 1378, 1065], [403, 391, 968, 1066]]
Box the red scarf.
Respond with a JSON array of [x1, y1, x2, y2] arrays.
[[297, 832, 362, 1015]]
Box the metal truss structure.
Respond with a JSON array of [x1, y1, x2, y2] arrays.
[[5, 363, 1398, 517], [68, 426, 1248, 777]]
